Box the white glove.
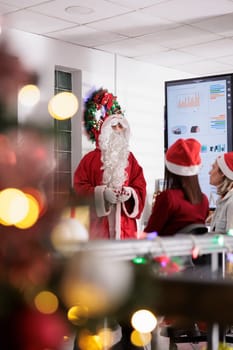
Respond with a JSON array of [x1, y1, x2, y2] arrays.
[[104, 188, 118, 204], [118, 187, 131, 202]]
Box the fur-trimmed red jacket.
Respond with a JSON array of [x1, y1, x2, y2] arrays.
[[73, 148, 146, 240]]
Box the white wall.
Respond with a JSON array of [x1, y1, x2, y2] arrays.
[[6, 28, 192, 221]]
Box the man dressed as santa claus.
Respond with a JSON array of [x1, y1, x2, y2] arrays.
[[73, 88, 146, 240]]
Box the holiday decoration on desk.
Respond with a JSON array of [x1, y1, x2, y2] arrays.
[[83, 87, 123, 142]]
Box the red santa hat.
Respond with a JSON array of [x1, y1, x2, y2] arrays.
[[165, 138, 201, 176], [217, 152, 233, 180]]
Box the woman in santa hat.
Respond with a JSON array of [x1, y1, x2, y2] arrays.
[[144, 138, 209, 236], [209, 152, 233, 234]]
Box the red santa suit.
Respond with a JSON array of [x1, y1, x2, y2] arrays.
[[73, 114, 146, 240]]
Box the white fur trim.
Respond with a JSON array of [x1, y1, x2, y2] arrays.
[[122, 187, 139, 218], [217, 156, 233, 180], [94, 185, 111, 217], [100, 114, 130, 144], [165, 159, 201, 176], [115, 202, 121, 240]]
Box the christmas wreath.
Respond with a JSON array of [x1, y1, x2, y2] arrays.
[[83, 88, 123, 142]]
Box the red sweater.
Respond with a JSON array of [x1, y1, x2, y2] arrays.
[[144, 189, 209, 236]]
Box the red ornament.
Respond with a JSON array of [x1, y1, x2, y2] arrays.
[[192, 246, 199, 259], [16, 308, 69, 350]]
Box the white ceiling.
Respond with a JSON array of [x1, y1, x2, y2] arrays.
[[2, 0, 233, 76]]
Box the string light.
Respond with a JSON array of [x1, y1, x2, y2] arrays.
[[0, 188, 29, 224], [146, 231, 158, 240], [131, 330, 152, 347], [213, 234, 224, 246], [48, 92, 79, 120], [67, 305, 88, 326], [227, 229, 233, 237], [132, 256, 147, 264], [226, 252, 233, 263], [131, 309, 157, 333], [15, 193, 40, 229], [154, 255, 170, 267], [34, 290, 59, 314], [190, 235, 199, 260], [18, 84, 40, 107]]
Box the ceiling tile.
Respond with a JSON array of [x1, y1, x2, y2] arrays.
[[96, 37, 166, 57], [215, 54, 233, 65], [0, 2, 18, 14], [28, 0, 130, 24], [47, 25, 126, 46], [88, 11, 176, 37], [182, 38, 233, 58], [139, 25, 221, 49], [140, 0, 233, 23], [173, 60, 233, 75], [135, 49, 201, 66], [105, 0, 170, 10], [4, 9, 76, 34], [192, 13, 233, 37], [0, 0, 53, 7]]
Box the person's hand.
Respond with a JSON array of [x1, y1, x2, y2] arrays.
[[104, 188, 118, 204], [118, 187, 131, 202]]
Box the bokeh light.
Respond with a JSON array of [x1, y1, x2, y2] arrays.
[[15, 193, 40, 229], [78, 331, 102, 350], [62, 281, 107, 317], [18, 84, 40, 107], [213, 234, 224, 246], [130, 329, 152, 347], [48, 92, 79, 120], [67, 305, 88, 326], [23, 187, 47, 217], [51, 218, 89, 256], [192, 246, 199, 259], [131, 309, 157, 333], [0, 188, 29, 224], [132, 256, 147, 264], [227, 228, 233, 236], [97, 328, 115, 348], [60, 253, 133, 317], [0, 217, 12, 226], [34, 290, 59, 314]]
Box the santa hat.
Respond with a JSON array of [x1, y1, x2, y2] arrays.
[[217, 152, 233, 180], [165, 138, 201, 176]]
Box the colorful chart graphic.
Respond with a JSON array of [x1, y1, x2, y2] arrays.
[[177, 92, 200, 108], [210, 114, 226, 130], [210, 84, 225, 100]]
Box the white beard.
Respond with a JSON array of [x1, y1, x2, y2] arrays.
[[99, 130, 129, 189]]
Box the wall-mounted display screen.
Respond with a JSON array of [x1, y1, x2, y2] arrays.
[[165, 73, 233, 208]]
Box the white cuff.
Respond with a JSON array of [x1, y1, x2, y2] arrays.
[[94, 185, 111, 217]]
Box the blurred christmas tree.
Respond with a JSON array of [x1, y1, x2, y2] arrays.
[[0, 39, 74, 350]]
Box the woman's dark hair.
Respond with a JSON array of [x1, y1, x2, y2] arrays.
[[163, 167, 203, 204]]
